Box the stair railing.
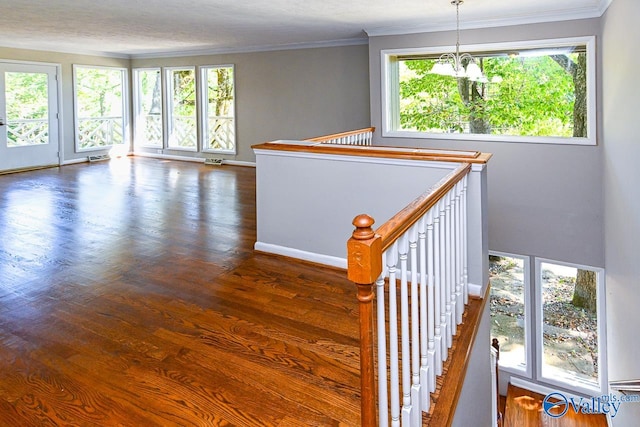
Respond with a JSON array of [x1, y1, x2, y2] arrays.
[[305, 127, 374, 146], [348, 163, 471, 426]]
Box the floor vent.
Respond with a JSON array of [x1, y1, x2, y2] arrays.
[[204, 158, 224, 166], [88, 154, 111, 163]]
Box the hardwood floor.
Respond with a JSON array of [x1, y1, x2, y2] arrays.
[[0, 158, 361, 426]]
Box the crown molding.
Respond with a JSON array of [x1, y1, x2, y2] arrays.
[[129, 37, 368, 59], [0, 41, 130, 59], [366, 1, 612, 38], [0, 37, 368, 60]]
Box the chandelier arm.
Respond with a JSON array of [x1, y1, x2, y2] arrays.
[[429, 0, 497, 82]]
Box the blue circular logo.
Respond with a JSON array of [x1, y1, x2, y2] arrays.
[[543, 392, 569, 418]]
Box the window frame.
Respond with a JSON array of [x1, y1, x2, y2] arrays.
[[133, 67, 163, 149], [200, 65, 236, 155], [489, 251, 533, 378], [534, 258, 607, 396], [165, 66, 198, 152], [381, 36, 597, 145], [72, 64, 129, 153]]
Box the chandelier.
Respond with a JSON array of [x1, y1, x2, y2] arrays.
[[430, 0, 487, 82]]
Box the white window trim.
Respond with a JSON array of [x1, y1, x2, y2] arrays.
[[165, 66, 198, 152], [133, 67, 163, 149], [381, 36, 597, 146], [490, 251, 533, 379], [72, 64, 129, 153], [534, 257, 607, 397], [199, 65, 237, 155]]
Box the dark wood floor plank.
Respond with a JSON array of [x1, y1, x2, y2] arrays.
[[0, 158, 360, 425]]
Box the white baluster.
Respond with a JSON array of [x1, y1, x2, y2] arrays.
[[438, 198, 448, 362], [444, 192, 454, 348], [377, 253, 389, 427], [387, 244, 400, 427], [432, 202, 443, 374], [455, 182, 463, 325], [425, 209, 436, 393], [408, 225, 422, 425], [462, 175, 469, 305], [491, 346, 499, 427], [418, 216, 432, 409], [398, 235, 413, 425]]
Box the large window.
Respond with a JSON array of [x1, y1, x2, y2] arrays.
[[201, 66, 235, 154], [382, 37, 596, 145], [133, 65, 236, 154], [73, 65, 128, 151], [166, 67, 197, 150], [133, 68, 162, 148], [490, 253, 606, 396]]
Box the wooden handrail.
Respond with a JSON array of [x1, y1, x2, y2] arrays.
[[347, 163, 473, 426], [377, 163, 471, 252], [252, 142, 491, 164], [305, 127, 375, 142]]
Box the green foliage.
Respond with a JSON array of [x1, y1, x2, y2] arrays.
[[5, 72, 48, 120], [75, 67, 124, 118], [398, 52, 586, 137], [74, 66, 125, 148], [207, 67, 234, 117], [171, 69, 196, 118]]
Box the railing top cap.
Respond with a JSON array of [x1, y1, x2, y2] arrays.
[[252, 141, 491, 164]]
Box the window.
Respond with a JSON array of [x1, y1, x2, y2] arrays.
[[166, 67, 197, 150], [73, 65, 128, 151], [536, 259, 605, 395], [201, 66, 235, 154], [133, 65, 237, 154], [489, 253, 531, 376], [490, 253, 606, 396], [5, 71, 49, 147], [133, 68, 162, 147], [382, 37, 596, 145]]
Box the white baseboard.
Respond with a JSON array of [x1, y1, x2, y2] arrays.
[[254, 242, 347, 269], [133, 151, 256, 167], [468, 282, 483, 297], [62, 158, 89, 165]]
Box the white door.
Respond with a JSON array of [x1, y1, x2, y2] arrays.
[[0, 62, 59, 172]]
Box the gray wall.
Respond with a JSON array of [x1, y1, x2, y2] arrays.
[[0, 44, 370, 166], [0, 47, 130, 163], [255, 150, 453, 262], [132, 44, 371, 163], [452, 301, 492, 427], [602, 0, 640, 425], [368, 19, 604, 268]]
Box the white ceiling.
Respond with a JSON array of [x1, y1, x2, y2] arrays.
[[0, 0, 611, 58]]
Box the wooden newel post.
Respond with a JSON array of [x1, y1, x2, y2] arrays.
[[347, 214, 382, 427]]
